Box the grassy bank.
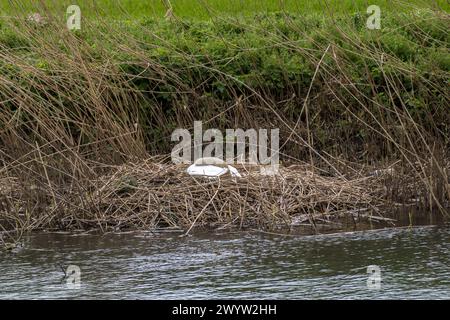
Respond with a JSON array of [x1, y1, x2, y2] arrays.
[[0, 1, 449, 243], [1, 0, 449, 19]]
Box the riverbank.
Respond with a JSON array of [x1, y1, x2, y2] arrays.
[[0, 2, 449, 242]]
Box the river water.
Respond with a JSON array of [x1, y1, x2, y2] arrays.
[[0, 225, 449, 299]]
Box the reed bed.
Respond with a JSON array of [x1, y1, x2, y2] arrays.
[[0, 1, 449, 244], [0, 159, 389, 234]]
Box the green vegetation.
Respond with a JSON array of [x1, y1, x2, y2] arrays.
[[0, 0, 449, 19], [0, 1, 448, 237]]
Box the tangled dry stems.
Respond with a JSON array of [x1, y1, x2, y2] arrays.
[[0, 159, 390, 233], [0, 5, 448, 240]]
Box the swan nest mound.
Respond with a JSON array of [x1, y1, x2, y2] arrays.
[[83, 159, 386, 231], [0, 159, 391, 232]]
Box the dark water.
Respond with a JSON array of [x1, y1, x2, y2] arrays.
[[0, 226, 449, 299]]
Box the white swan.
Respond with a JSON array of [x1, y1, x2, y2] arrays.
[[186, 157, 242, 178]]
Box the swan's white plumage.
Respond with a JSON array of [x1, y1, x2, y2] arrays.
[[186, 157, 241, 178], [186, 164, 228, 177]]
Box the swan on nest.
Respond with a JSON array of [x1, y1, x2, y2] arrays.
[[186, 157, 242, 178]]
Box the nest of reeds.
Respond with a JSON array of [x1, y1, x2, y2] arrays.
[[63, 159, 386, 232]]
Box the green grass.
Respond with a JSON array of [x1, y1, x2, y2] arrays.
[[0, 0, 449, 20]]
